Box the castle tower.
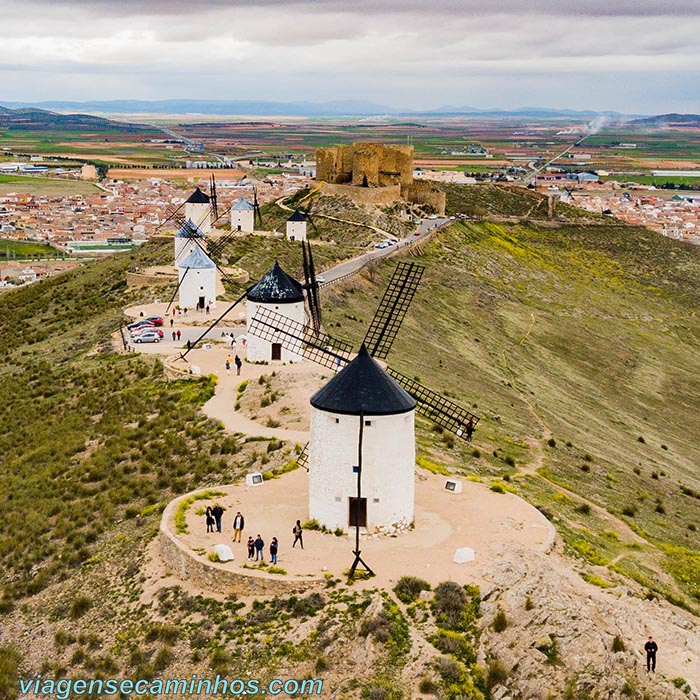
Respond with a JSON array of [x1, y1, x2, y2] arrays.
[[184, 187, 211, 233], [246, 262, 305, 363], [286, 210, 307, 242], [308, 346, 416, 531], [230, 198, 254, 233], [174, 219, 205, 265], [177, 246, 217, 310]]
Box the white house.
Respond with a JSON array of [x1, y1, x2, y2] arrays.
[[286, 210, 307, 241], [230, 198, 255, 233], [184, 187, 211, 233], [308, 346, 416, 532], [246, 261, 305, 363], [177, 246, 217, 310], [173, 219, 205, 265]]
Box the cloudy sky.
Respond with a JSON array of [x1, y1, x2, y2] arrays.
[[2, 0, 699, 113]]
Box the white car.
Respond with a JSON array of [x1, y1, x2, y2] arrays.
[[133, 331, 161, 343], [374, 241, 390, 249], [315, 275, 326, 283]]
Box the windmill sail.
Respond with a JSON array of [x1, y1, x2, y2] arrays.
[[385, 368, 479, 439], [363, 261, 424, 359], [249, 306, 352, 370]]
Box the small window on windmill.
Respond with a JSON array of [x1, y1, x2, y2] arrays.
[[335, 418, 340, 424], [364, 420, 372, 427], [335, 496, 342, 502], [373, 498, 380, 503]]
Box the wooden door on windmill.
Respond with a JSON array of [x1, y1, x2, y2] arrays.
[[348, 497, 367, 527], [271, 343, 282, 360]]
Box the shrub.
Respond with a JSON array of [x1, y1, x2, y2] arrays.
[[637, 436, 645, 443], [303, 519, 322, 530], [504, 455, 515, 467], [436, 656, 463, 681], [0, 645, 21, 700], [418, 678, 439, 694], [580, 464, 590, 473], [70, 596, 92, 620], [575, 503, 591, 515], [621, 505, 637, 517], [430, 629, 476, 666], [492, 609, 508, 632], [432, 582, 479, 632], [153, 646, 174, 671], [394, 576, 432, 604], [486, 658, 509, 688], [525, 596, 534, 611], [547, 438, 556, 447], [612, 635, 626, 652], [490, 483, 505, 494], [315, 656, 329, 673], [207, 552, 221, 563], [472, 448, 481, 458]]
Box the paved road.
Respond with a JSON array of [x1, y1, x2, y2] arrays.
[[321, 217, 451, 283]]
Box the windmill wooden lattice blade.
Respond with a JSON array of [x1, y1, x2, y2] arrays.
[[296, 442, 309, 471], [363, 261, 425, 360], [386, 367, 480, 439], [249, 307, 353, 370]]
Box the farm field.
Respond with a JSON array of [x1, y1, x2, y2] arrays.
[[0, 238, 60, 259], [0, 174, 98, 195]]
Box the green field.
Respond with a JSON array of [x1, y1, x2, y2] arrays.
[[0, 174, 99, 195], [0, 239, 60, 259], [601, 174, 700, 188]]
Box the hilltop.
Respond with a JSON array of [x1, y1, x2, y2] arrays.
[[0, 186, 699, 699], [0, 105, 149, 132]]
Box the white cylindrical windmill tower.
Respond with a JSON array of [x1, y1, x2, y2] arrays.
[[286, 210, 307, 241], [184, 187, 211, 233], [246, 262, 305, 363], [173, 220, 205, 265], [231, 197, 255, 233], [308, 346, 416, 532], [177, 246, 217, 311]]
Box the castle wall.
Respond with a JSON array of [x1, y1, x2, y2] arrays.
[[320, 182, 402, 206], [404, 183, 447, 215]]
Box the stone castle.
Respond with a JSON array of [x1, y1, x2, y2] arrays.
[[315, 142, 445, 214]]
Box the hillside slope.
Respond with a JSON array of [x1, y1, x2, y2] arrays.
[[0, 188, 699, 699]]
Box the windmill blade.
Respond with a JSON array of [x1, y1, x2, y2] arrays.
[[253, 186, 263, 227], [296, 442, 309, 471], [210, 174, 219, 220], [249, 306, 352, 370], [363, 261, 425, 360], [386, 367, 480, 440], [157, 202, 188, 231], [301, 240, 322, 334], [179, 287, 249, 360], [165, 266, 189, 315]]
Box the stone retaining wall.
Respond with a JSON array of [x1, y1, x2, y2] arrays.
[[159, 491, 323, 596]]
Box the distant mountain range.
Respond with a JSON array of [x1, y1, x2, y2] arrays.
[[0, 105, 150, 131], [629, 113, 700, 127], [0, 99, 635, 119]]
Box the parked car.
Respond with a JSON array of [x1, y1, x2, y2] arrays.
[[414, 230, 421, 236], [132, 327, 164, 339], [133, 331, 161, 343], [315, 275, 326, 283], [374, 241, 390, 249], [127, 319, 156, 331], [146, 316, 164, 326]]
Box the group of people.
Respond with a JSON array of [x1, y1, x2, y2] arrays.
[[206, 509, 305, 566], [205, 504, 225, 533], [225, 355, 243, 376]]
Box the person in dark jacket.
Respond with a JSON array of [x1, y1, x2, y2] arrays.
[[292, 520, 304, 549], [212, 504, 224, 533], [234, 355, 242, 376], [254, 534, 265, 561], [205, 506, 214, 533], [644, 636, 658, 672], [232, 511, 245, 542], [246, 536, 255, 561], [270, 537, 279, 564]]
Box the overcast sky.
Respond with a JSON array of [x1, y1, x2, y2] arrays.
[[2, 0, 698, 113]]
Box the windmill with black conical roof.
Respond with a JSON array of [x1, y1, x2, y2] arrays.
[[248, 260, 480, 570], [185, 185, 212, 233], [286, 210, 307, 241]]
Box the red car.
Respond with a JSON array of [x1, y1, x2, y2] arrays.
[[414, 230, 421, 236], [146, 316, 164, 326]]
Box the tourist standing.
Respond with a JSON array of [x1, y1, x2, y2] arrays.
[[254, 534, 265, 561], [270, 537, 279, 564], [292, 520, 304, 549], [645, 636, 658, 673], [226, 356, 232, 375], [205, 506, 214, 533], [246, 536, 255, 561], [235, 355, 242, 376], [212, 503, 224, 533], [232, 511, 245, 542]]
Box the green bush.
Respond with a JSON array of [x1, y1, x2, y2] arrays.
[[491, 609, 508, 632], [612, 635, 626, 652], [394, 576, 431, 604], [486, 658, 509, 688], [70, 596, 92, 620]]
